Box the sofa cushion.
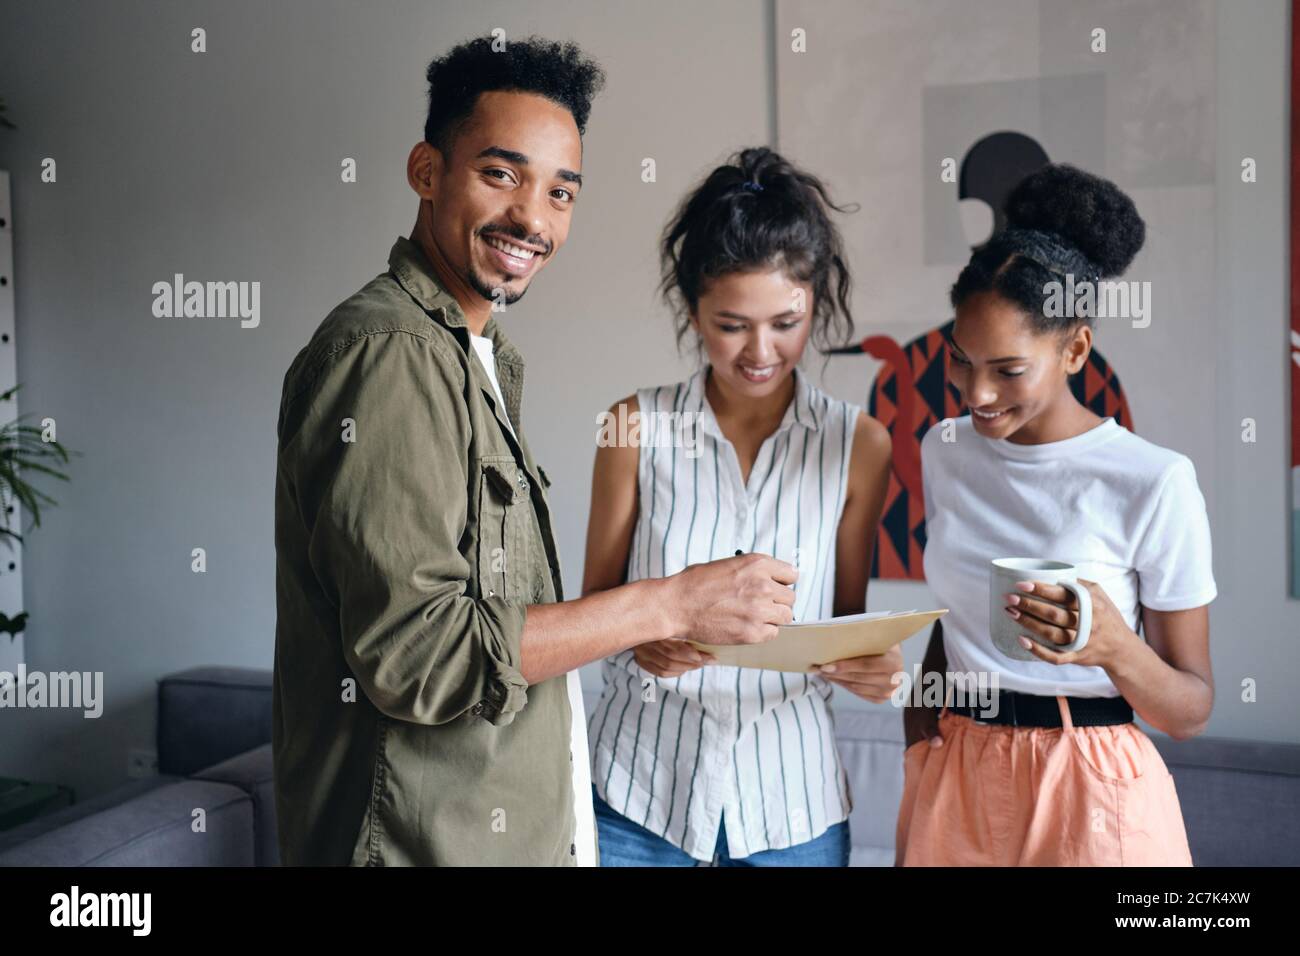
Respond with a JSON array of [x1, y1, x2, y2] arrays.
[[1152, 733, 1300, 866], [0, 775, 181, 854], [832, 707, 905, 866], [193, 744, 278, 866], [0, 779, 255, 866], [157, 667, 273, 776]]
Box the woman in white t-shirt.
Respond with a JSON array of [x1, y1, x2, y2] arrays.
[[895, 164, 1216, 866]]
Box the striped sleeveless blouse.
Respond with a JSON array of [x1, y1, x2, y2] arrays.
[[588, 364, 861, 862]]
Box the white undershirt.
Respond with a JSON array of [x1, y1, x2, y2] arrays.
[[469, 332, 596, 866]]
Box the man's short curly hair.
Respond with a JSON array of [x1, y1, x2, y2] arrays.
[[423, 35, 606, 158]]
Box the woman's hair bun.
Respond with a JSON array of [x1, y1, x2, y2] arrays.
[[734, 145, 785, 188], [1004, 163, 1145, 278]]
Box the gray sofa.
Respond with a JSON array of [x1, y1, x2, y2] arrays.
[[0, 667, 277, 866], [1, 666, 1296, 866]]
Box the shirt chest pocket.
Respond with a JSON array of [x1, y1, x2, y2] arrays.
[[476, 455, 532, 603]]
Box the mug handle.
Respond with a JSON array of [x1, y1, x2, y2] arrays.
[[1054, 580, 1092, 653]]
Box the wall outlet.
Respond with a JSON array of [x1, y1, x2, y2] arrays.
[[127, 748, 158, 779]]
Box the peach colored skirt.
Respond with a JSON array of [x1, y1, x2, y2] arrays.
[[896, 696, 1193, 866]]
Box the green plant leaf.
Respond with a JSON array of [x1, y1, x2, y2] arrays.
[[0, 611, 28, 638]]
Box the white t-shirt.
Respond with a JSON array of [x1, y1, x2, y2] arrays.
[[921, 415, 1217, 697], [469, 332, 597, 866]]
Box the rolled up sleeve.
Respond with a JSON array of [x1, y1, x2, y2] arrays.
[[283, 329, 529, 726]]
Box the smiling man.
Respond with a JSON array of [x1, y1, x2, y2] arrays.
[[272, 36, 798, 866]]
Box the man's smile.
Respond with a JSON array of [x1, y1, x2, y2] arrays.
[[481, 233, 544, 277]]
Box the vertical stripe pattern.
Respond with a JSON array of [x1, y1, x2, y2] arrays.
[[588, 365, 860, 862]]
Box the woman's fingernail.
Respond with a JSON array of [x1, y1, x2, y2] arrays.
[[820, 663, 836, 673], [1004, 593, 1020, 605], [1005, 607, 1020, 618], [929, 736, 943, 748], [1014, 581, 1035, 592], [1018, 636, 1033, 649]]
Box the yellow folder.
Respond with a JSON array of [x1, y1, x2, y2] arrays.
[[686, 609, 948, 673]]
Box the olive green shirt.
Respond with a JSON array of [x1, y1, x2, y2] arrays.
[[272, 235, 575, 866]]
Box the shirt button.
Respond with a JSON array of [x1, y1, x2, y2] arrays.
[[570, 843, 576, 856]]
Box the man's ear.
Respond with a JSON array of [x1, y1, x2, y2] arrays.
[[1062, 323, 1093, 374], [407, 141, 443, 203]]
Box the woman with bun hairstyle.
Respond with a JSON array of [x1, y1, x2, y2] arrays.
[[583, 147, 895, 866], [896, 164, 1215, 866]]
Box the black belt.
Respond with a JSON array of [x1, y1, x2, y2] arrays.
[[947, 690, 1133, 728]]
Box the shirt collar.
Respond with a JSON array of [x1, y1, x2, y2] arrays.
[[691, 363, 824, 440], [388, 235, 465, 324], [387, 235, 524, 367]]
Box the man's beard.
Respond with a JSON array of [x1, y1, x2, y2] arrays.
[[467, 263, 528, 307]]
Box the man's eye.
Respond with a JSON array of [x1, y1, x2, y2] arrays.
[[484, 168, 511, 181], [552, 188, 574, 202]]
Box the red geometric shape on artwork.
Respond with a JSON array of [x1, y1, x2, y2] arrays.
[[1085, 363, 1104, 403], [862, 319, 1135, 581]]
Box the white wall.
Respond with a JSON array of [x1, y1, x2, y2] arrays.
[[1211, 0, 1297, 741], [0, 0, 772, 800], [775, 0, 1297, 740]]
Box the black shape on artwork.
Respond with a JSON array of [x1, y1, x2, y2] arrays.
[[959, 131, 1050, 241]]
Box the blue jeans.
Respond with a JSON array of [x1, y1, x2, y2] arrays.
[[593, 786, 850, 866]]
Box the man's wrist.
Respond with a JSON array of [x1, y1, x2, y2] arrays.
[[635, 576, 683, 644]]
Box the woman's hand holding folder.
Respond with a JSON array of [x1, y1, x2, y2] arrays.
[[818, 644, 905, 703], [634, 639, 715, 678]]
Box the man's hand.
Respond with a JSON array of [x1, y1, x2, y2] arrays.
[[665, 553, 797, 646]]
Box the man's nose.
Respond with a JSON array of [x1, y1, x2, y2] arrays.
[[506, 187, 547, 248]]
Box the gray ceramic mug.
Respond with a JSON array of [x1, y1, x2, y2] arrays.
[[989, 558, 1092, 661]]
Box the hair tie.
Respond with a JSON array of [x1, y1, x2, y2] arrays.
[[741, 181, 764, 193], [1002, 228, 1099, 282]]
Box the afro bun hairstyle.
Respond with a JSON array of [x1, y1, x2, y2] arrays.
[[1004, 163, 1145, 278], [950, 163, 1146, 333]]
